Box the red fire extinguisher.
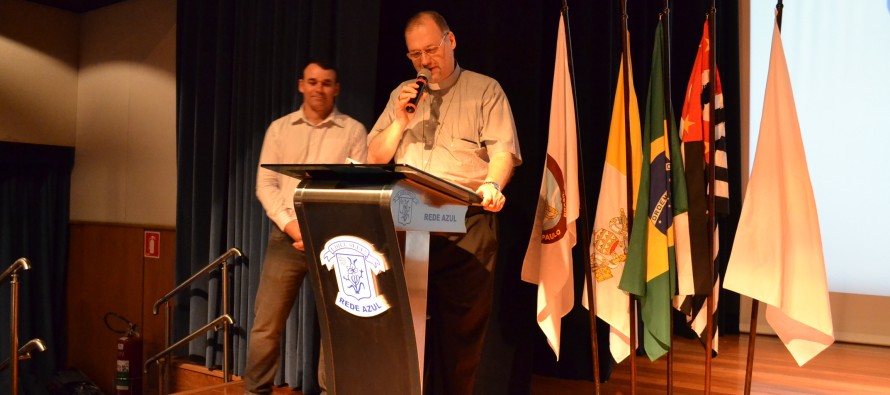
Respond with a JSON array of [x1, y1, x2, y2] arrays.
[[105, 312, 143, 395]]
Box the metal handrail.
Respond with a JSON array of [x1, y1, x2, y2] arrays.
[[0, 257, 30, 283], [0, 338, 47, 372], [143, 314, 233, 370], [2, 257, 32, 395], [153, 248, 242, 314], [148, 247, 241, 395]]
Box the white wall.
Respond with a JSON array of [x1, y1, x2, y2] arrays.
[[0, 0, 79, 146], [69, 0, 177, 226], [0, 0, 176, 226]]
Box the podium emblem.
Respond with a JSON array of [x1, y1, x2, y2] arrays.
[[392, 189, 420, 226], [320, 236, 390, 317]]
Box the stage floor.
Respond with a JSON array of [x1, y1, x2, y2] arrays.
[[173, 334, 890, 394]]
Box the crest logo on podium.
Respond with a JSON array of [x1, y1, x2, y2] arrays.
[[392, 189, 420, 226], [320, 235, 390, 317]]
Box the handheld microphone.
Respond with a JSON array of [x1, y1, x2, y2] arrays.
[[406, 68, 431, 114]]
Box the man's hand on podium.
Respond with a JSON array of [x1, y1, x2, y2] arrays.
[[284, 220, 305, 251], [476, 181, 506, 213]]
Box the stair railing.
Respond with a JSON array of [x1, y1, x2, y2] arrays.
[[144, 247, 242, 395], [0, 338, 47, 372], [1, 257, 31, 395]]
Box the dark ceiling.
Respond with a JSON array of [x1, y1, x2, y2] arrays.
[[27, 0, 127, 14]]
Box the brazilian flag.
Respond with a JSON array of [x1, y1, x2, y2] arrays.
[[619, 20, 678, 361]]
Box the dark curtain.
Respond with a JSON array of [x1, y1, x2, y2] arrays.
[[174, 0, 380, 392], [176, 0, 742, 394], [0, 142, 73, 395]]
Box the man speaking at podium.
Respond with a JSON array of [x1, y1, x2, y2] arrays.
[[246, 60, 368, 395], [367, 10, 522, 395]]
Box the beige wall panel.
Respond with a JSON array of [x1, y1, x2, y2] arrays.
[[0, 0, 78, 146], [69, 0, 177, 225], [126, 20, 177, 226], [71, 59, 131, 221]]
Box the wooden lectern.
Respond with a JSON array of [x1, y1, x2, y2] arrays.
[[263, 164, 481, 395]]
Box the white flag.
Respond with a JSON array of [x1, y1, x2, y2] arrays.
[[724, 19, 834, 366], [521, 13, 579, 360]]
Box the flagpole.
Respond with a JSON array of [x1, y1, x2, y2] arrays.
[[775, 0, 784, 33], [560, 2, 602, 393], [743, 6, 782, 394], [705, 1, 718, 394], [660, 2, 675, 394], [744, 299, 758, 395], [619, 1, 638, 393]]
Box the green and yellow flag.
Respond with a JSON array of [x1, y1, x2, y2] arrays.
[[620, 20, 677, 361]]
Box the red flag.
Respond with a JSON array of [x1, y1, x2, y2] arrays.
[[676, 22, 725, 351]]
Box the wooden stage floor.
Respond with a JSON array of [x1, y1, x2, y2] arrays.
[[536, 334, 890, 394], [173, 334, 890, 394]]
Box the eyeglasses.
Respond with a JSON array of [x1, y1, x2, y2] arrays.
[[406, 32, 449, 61]]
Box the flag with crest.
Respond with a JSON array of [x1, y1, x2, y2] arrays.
[[521, 13, 579, 359], [583, 31, 642, 364]]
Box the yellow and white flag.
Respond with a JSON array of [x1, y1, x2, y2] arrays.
[[582, 40, 642, 364]]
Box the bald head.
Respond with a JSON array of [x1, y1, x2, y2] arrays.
[[405, 10, 450, 35]]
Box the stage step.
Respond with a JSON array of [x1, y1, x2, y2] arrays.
[[169, 360, 301, 395], [169, 360, 232, 393]]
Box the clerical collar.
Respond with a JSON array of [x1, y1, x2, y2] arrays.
[[428, 64, 461, 91]]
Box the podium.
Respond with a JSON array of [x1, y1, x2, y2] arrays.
[[263, 164, 481, 395]]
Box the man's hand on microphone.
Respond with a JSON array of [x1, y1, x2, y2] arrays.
[[396, 83, 427, 125]]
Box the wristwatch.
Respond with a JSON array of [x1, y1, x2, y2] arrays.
[[482, 181, 501, 192]]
